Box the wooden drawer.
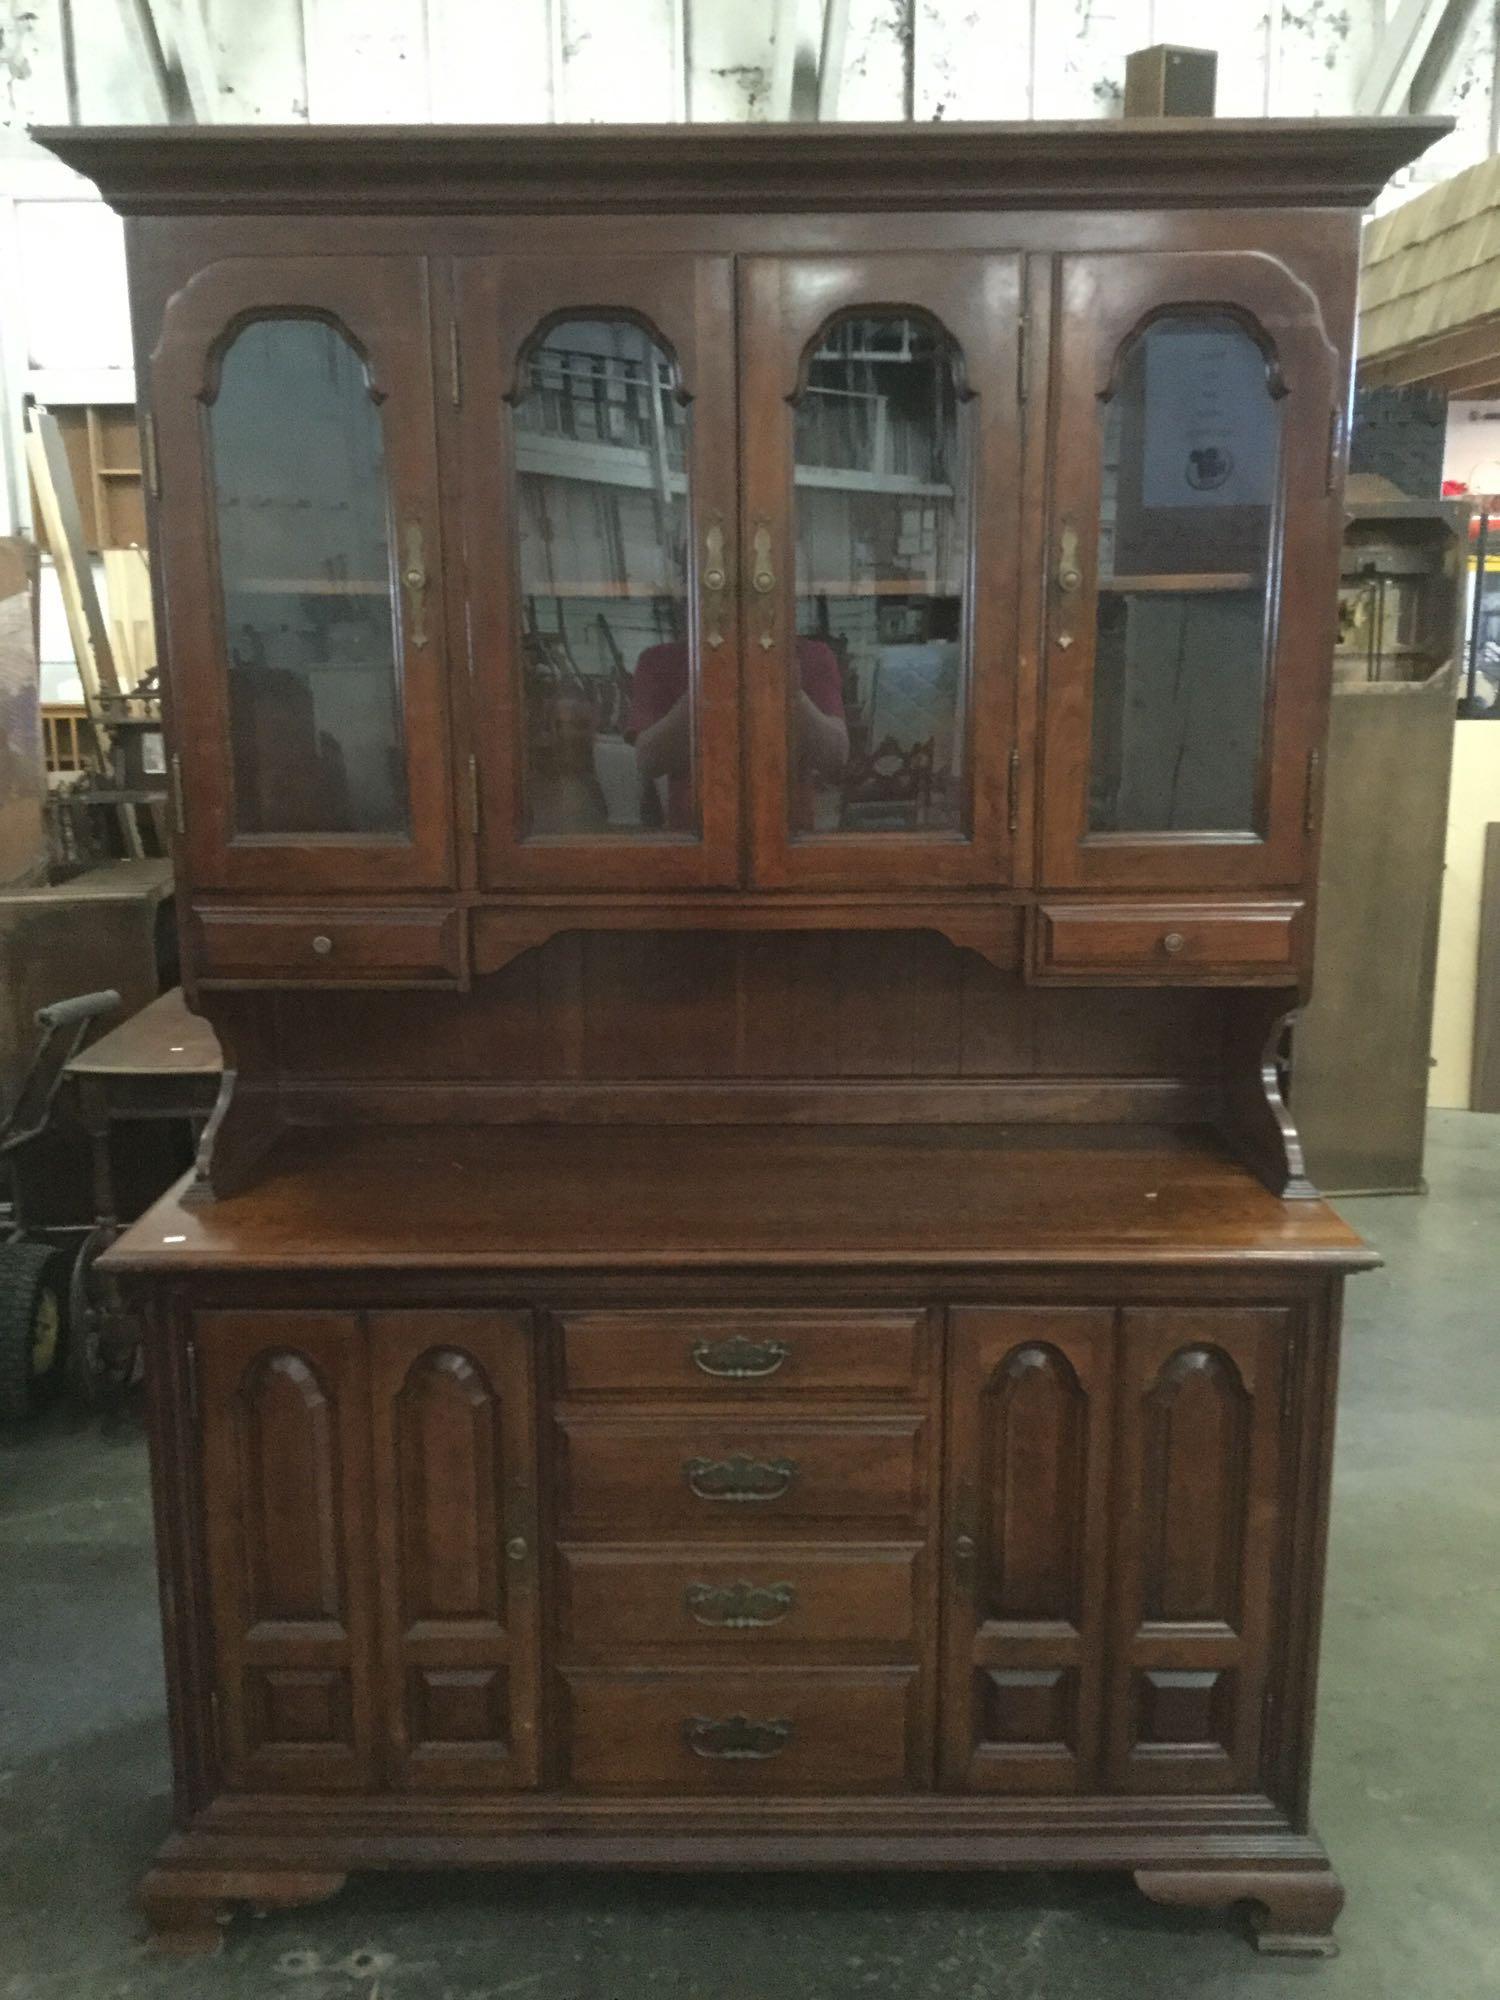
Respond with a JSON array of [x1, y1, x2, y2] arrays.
[[194, 906, 465, 986], [556, 1415, 930, 1538], [1033, 900, 1303, 984], [562, 1667, 922, 1792], [555, 1544, 922, 1650], [556, 1309, 929, 1399]]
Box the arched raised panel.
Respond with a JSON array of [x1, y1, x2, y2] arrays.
[[1141, 1346, 1251, 1626], [394, 1348, 503, 1626], [981, 1343, 1086, 1624], [237, 1350, 343, 1625]]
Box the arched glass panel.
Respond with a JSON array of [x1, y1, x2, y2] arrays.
[[210, 318, 408, 838], [1090, 312, 1281, 835], [511, 317, 692, 839], [792, 313, 970, 838]]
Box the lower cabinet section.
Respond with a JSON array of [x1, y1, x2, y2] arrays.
[[184, 1291, 1315, 1816]]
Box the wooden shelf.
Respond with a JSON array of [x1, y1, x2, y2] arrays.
[[1104, 572, 1259, 594], [234, 578, 389, 597], [103, 1122, 1374, 1275], [799, 580, 962, 598], [522, 583, 684, 600]]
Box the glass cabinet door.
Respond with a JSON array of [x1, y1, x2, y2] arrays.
[[740, 255, 1024, 890], [152, 257, 454, 892], [1040, 253, 1341, 891], [457, 257, 739, 891]]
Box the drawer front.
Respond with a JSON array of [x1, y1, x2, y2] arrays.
[[195, 907, 464, 985], [556, 1309, 929, 1399], [1034, 900, 1302, 983], [557, 1417, 929, 1537], [562, 1667, 922, 1792], [556, 1544, 921, 1650]]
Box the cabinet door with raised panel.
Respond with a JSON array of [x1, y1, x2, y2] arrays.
[[941, 1308, 1115, 1793], [152, 257, 455, 893], [369, 1311, 541, 1791], [1041, 253, 1342, 891], [196, 1311, 377, 1792], [740, 255, 1024, 891], [456, 257, 740, 892], [1106, 1307, 1292, 1793]]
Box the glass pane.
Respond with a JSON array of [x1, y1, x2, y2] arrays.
[[512, 318, 692, 839], [211, 319, 408, 837], [792, 314, 969, 837], [1089, 313, 1280, 835]]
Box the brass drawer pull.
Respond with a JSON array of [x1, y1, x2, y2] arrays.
[[1161, 931, 1186, 955], [311, 934, 334, 957], [685, 1580, 795, 1629], [685, 1713, 792, 1761], [684, 1453, 796, 1503], [691, 1334, 789, 1380]]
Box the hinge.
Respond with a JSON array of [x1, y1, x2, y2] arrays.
[[1007, 744, 1020, 835], [169, 751, 185, 836], [467, 753, 481, 839], [1261, 1672, 1277, 1747], [183, 1337, 199, 1417], [208, 1686, 222, 1751], [144, 410, 161, 500], [449, 319, 462, 408], [1325, 404, 1344, 492], [1281, 1352, 1298, 1427], [1303, 746, 1322, 837], [1016, 313, 1030, 406]]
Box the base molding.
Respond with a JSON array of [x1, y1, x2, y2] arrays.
[[140, 1821, 1340, 1957], [1135, 1862, 1345, 1958]]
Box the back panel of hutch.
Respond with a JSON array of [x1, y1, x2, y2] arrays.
[[38, 114, 1443, 1958]]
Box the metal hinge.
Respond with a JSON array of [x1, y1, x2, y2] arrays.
[[1016, 312, 1030, 405], [467, 753, 481, 839], [1261, 1673, 1278, 1748], [1007, 744, 1021, 835], [1303, 746, 1322, 837], [183, 1337, 199, 1417], [449, 319, 462, 408], [170, 752, 186, 836], [1326, 404, 1344, 492], [208, 1687, 222, 1751], [144, 410, 161, 500], [1281, 1351, 1298, 1426]]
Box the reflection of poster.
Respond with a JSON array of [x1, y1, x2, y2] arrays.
[[1141, 328, 1275, 511]]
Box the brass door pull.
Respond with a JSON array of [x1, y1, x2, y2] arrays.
[[685, 1713, 792, 1761], [703, 516, 728, 650], [685, 1580, 795, 1629], [684, 1453, 796, 1502], [402, 521, 429, 649], [1055, 519, 1082, 650], [751, 520, 775, 653], [691, 1335, 789, 1380], [954, 1532, 977, 1568]]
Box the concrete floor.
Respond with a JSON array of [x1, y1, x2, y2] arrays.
[[1, 1110, 1496, 2000]]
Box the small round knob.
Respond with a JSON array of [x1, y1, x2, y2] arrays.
[[1161, 931, 1186, 956], [954, 1533, 976, 1563], [403, 567, 425, 589], [703, 566, 726, 592], [311, 934, 334, 957], [505, 1535, 529, 1564], [1058, 566, 1082, 592], [753, 571, 775, 593]]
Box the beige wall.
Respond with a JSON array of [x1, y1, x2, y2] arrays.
[[1431, 722, 1500, 1107]]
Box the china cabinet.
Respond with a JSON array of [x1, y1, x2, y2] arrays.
[[39, 113, 1443, 1961]]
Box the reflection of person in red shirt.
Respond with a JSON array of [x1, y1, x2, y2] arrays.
[[629, 637, 848, 832]]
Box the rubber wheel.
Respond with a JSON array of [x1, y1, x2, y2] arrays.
[[0, 1241, 68, 1422], [68, 1225, 134, 1406]]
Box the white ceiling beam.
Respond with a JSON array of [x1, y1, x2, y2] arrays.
[[817, 0, 850, 120], [771, 0, 822, 120], [1356, 0, 1461, 115], [115, 0, 222, 122]]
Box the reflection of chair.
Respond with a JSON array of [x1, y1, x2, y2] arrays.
[[840, 735, 935, 830]]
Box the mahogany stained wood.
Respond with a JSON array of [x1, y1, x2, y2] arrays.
[[40, 114, 1443, 1960], [101, 1123, 1375, 1275]]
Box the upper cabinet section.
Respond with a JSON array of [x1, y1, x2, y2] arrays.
[[457, 256, 740, 892], [1040, 253, 1341, 892], [741, 256, 1023, 890], [153, 256, 455, 894]]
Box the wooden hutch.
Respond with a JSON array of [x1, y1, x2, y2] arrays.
[[40, 115, 1443, 1958]]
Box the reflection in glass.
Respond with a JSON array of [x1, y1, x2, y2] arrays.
[[511, 318, 693, 838], [211, 319, 408, 837], [792, 314, 969, 837], [1089, 313, 1280, 835]]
